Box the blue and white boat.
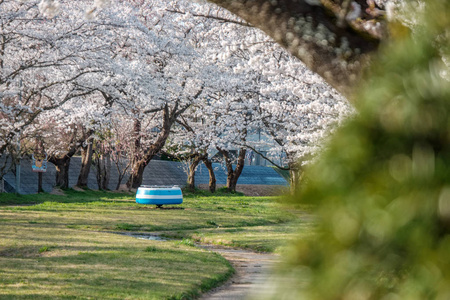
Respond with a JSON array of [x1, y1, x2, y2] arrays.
[[136, 185, 183, 207]]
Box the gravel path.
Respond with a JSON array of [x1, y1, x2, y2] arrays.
[[198, 245, 279, 300]]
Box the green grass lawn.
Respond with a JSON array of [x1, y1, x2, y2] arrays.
[[0, 189, 313, 299]]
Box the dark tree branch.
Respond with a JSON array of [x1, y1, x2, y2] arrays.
[[235, 141, 290, 170], [208, 0, 388, 96], [165, 8, 253, 27]]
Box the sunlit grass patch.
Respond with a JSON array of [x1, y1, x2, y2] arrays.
[[178, 219, 316, 253], [0, 224, 233, 299], [0, 189, 310, 299]]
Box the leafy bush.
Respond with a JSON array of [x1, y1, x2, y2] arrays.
[[281, 2, 450, 299]]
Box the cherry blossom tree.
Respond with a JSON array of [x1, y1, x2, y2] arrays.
[[246, 57, 353, 190], [212, 96, 254, 193], [106, 0, 245, 190], [171, 94, 259, 193], [1, 0, 177, 190], [24, 93, 103, 188], [160, 0, 353, 193], [0, 0, 118, 184], [13, 0, 354, 194], [123, 83, 205, 189], [31, 0, 406, 94], [168, 94, 227, 193]]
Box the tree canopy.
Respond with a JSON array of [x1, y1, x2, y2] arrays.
[[1, 0, 349, 190], [208, 0, 391, 96]]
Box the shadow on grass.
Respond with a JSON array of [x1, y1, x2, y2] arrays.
[[1, 186, 249, 206], [0, 189, 135, 206], [182, 186, 244, 198], [0, 240, 234, 300]]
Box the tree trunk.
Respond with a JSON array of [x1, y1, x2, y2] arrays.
[[220, 148, 246, 193], [96, 153, 111, 190], [116, 170, 126, 191], [49, 156, 71, 189], [202, 157, 216, 193], [115, 179, 122, 191], [104, 153, 111, 190], [289, 168, 299, 194], [226, 172, 238, 193], [38, 172, 43, 193], [76, 141, 93, 188], [126, 104, 179, 189], [288, 161, 303, 194], [186, 155, 202, 192], [127, 160, 147, 189]]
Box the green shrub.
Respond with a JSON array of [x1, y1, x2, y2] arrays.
[[281, 2, 450, 299]]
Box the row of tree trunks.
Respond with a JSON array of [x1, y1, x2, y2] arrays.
[[51, 117, 246, 193], [45, 149, 247, 193], [184, 154, 218, 193], [73, 149, 219, 192], [48, 144, 254, 193], [50, 134, 287, 193], [50, 139, 116, 191], [48, 125, 88, 189]]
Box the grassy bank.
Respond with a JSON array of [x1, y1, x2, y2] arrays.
[[0, 189, 312, 299]]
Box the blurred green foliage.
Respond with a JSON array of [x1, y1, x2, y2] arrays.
[[282, 2, 450, 299]]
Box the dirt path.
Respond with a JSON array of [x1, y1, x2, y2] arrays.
[[198, 245, 279, 300], [116, 233, 280, 299]]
